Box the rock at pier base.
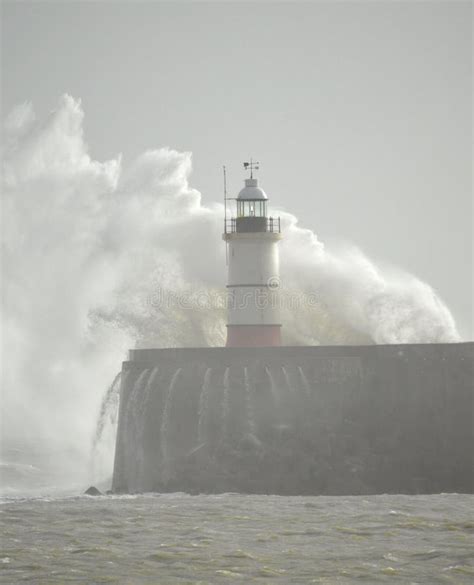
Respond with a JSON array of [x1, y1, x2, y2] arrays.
[[84, 486, 103, 496]]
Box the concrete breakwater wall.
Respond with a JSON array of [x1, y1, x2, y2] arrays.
[[112, 343, 473, 495]]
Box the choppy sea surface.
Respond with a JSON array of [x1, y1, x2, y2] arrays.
[[0, 493, 473, 584]]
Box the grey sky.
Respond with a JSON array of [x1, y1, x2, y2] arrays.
[[2, 0, 472, 338]]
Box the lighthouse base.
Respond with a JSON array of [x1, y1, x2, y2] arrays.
[[226, 324, 281, 347]]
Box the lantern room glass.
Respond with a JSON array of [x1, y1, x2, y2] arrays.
[[237, 200, 267, 218]]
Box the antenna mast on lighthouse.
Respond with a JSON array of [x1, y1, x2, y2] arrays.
[[223, 165, 229, 264]]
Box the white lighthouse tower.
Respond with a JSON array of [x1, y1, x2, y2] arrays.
[[223, 161, 282, 347]]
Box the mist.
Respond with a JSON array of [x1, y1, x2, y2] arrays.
[[1, 95, 460, 493]]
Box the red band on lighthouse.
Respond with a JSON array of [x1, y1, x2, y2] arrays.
[[226, 325, 282, 348]]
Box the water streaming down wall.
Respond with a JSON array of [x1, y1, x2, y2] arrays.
[[112, 343, 474, 495], [93, 372, 122, 452]]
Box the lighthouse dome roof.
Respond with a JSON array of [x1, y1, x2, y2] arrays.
[[237, 178, 268, 200]]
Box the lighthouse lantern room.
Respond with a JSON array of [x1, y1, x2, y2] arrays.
[[223, 161, 282, 347]]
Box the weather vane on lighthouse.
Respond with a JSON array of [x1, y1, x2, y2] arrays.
[[243, 158, 260, 179]]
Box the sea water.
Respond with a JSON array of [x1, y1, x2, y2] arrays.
[[1, 493, 473, 584]]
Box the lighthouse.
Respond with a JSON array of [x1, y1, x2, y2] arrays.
[[223, 161, 282, 347]]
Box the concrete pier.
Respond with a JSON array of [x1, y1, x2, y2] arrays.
[[112, 343, 473, 495]]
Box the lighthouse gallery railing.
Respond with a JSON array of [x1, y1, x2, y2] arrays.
[[224, 217, 281, 234]]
